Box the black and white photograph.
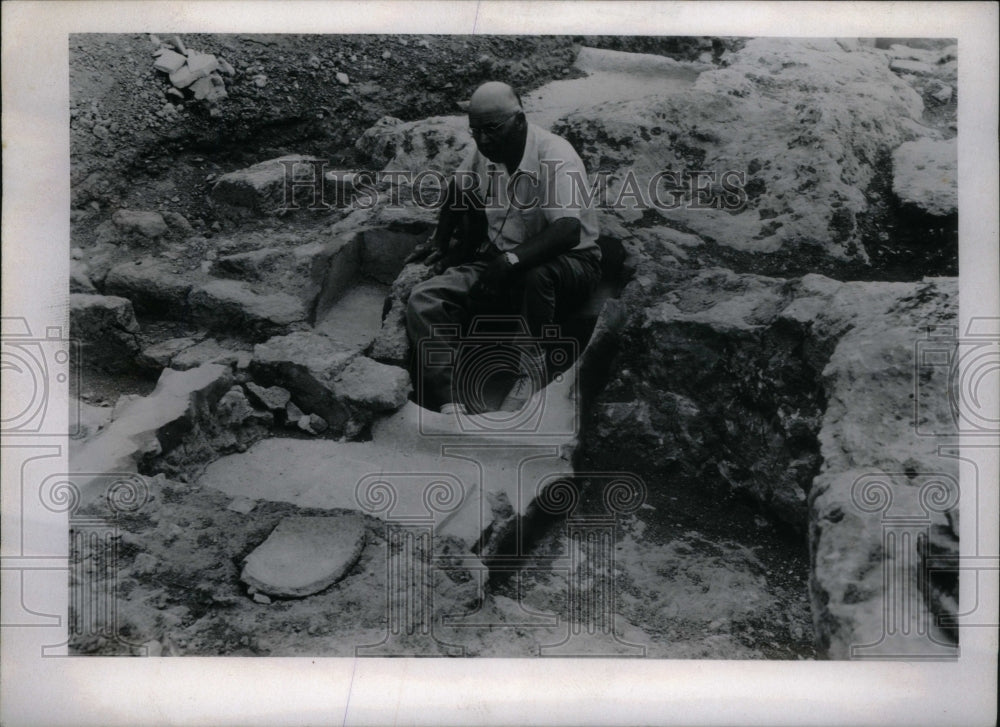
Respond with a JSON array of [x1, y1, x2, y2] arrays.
[[2, 2, 997, 725]]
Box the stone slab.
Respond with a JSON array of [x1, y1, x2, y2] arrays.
[[72, 363, 232, 499], [240, 514, 366, 597]]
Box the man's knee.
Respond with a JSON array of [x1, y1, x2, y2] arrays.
[[521, 264, 557, 293]]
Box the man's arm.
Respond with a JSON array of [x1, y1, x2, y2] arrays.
[[473, 216, 581, 300], [405, 177, 481, 271], [509, 216, 580, 270]]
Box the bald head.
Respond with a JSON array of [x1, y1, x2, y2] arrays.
[[468, 82, 521, 125]]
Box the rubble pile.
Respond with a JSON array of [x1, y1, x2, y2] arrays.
[[150, 34, 232, 115]]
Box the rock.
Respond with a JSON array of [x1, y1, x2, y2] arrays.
[[161, 211, 193, 233], [336, 72, 349, 85], [210, 233, 353, 307], [190, 76, 215, 100], [891, 139, 957, 216], [70, 259, 97, 293], [216, 386, 254, 426], [69, 294, 141, 373], [890, 58, 935, 76], [332, 356, 411, 413], [71, 363, 233, 499], [253, 74, 268, 88], [548, 38, 925, 264], [356, 115, 472, 174], [369, 301, 409, 366], [584, 260, 959, 658], [226, 496, 256, 514], [297, 413, 328, 435], [171, 339, 246, 371], [153, 49, 187, 73], [244, 382, 291, 412], [240, 514, 367, 597], [186, 52, 218, 76], [112, 209, 168, 238], [169, 65, 200, 89], [250, 331, 355, 430], [218, 58, 235, 76], [93, 125, 109, 140], [211, 154, 330, 214], [252, 592, 272, 605], [104, 258, 193, 318], [930, 84, 953, 104], [188, 280, 308, 337], [284, 401, 305, 426], [136, 336, 199, 371]]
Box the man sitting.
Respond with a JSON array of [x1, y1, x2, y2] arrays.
[[406, 81, 602, 415]]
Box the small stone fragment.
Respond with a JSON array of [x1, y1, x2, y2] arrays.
[[153, 49, 187, 73], [285, 401, 304, 426], [336, 72, 350, 86], [244, 382, 291, 412], [252, 592, 272, 605], [227, 496, 257, 514], [298, 413, 328, 435], [253, 74, 268, 88]]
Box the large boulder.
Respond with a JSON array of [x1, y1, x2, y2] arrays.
[[552, 38, 926, 264], [583, 258, 959, 658], [69, 293, 141, 373], [356, 115, 472, 174]]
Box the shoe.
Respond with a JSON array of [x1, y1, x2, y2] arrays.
[[499, 374, 535, 412], [439, 402, 469, 416]]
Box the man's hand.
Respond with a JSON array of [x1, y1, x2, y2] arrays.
[[404, 236, 446, 266], [470, 253, 514, 303]]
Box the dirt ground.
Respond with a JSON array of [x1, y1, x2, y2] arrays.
[[69, 33, 819, 659]]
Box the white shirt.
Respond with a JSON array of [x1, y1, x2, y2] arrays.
[[454, 123, 601, 258]]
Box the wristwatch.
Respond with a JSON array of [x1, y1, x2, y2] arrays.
[[503, 251, 520, 268]]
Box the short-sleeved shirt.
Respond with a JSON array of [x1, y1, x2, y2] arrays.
[[454, 123, 601, 259]]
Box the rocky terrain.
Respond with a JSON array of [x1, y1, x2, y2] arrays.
[[68, 34, 958, 659]]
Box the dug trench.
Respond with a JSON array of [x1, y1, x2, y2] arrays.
[[70, 233, 825, 658], [68, 35, 959, 659]]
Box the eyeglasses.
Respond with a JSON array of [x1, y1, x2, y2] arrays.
[[469, 112, 517, 138]]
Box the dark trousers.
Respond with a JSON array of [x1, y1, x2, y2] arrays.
[[406, 248, 602, 409]]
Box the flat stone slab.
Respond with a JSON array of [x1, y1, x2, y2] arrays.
[[240, 514, 366, 597], [199, 369, 579, 549]]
